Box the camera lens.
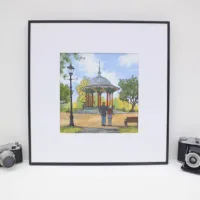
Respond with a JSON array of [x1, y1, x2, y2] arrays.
[[189, 157, 197, 164], [185, 153, 200, 168], [0, 150, 15, 168], [3, 156, 15, 168]]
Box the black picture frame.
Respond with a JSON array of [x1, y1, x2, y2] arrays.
[[28, 20, 170, 166]]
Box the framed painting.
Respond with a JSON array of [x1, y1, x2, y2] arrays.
[[28, 20, 170, 165]]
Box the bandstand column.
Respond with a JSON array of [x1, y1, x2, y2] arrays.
[[87, 93, 89, 107], [90, 94, 92, 107], [99, 93, 101, 106], [88, 94, 90, 107], [91, 93, 94, 107], [97, 93, 100, 107], [85, 93, 87, 107], [106, 92, 108, 106], [112, 93, 113, 106]]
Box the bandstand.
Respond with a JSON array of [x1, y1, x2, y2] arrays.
[[83, 64, 120, 108]]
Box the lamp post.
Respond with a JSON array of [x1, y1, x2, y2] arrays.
[[67, 63, 75, 127]]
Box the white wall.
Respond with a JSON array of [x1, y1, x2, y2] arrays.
[[0, 0, 200, 161]]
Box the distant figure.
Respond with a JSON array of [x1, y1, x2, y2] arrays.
[[107, 105, 114, 126], [99, 102, 108, 126]]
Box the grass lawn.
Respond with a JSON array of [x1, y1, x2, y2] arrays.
[[60, 126, 82, 133], [119, 126, 138, 133]]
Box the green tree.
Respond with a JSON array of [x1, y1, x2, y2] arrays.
[[93, 94, 98, 107], [60, 53, 83, 78], [60, 53, 84, 111], [113, 97, 119, 109], [76, 97, 84, 109], [76, 76, 90, 103], [101, 96, 105, 104], [118, 75, 138, 111], [60, 83, 70, 103], [113, 97, 123, 110]]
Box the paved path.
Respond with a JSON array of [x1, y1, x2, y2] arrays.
[[80, 127, 119, 133], [60, 113, 138, 128]]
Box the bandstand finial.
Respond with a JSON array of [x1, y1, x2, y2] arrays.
[[98, 61, 101, 76]]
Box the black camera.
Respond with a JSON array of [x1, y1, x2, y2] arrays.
[[0, 142, 23, 168], [178, 137, 200, 174]]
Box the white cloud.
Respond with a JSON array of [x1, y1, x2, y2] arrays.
[[101, 71, 119, 87], [77, 54, 120, 86], [118, 54, 138, 68], [76, 53, 103, 77]]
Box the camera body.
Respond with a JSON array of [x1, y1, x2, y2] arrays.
[[0, 142, 23, 168], [178, 137, 200, 174]]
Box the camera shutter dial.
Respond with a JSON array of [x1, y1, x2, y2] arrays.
[[0, 150, 16, 168], [185, 153, 200, 168]]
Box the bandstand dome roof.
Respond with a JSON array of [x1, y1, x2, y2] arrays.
[[90, 74, 112, 86], [83, 64, 120, 93]]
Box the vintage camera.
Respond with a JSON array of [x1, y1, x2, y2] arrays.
[[0, 142, 23, 168], [178, 137, 200, 174]]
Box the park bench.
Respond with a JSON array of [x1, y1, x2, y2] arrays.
[[124, 116, 138, 127]]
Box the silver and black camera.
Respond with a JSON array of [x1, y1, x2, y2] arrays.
[[178, 137, 200, 174], [0, 142, 23, 168]]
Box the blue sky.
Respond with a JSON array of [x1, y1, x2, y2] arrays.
[[61, 53, 138, 102]]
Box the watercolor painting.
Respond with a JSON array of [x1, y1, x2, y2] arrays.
[[60, 53, 138, 133]]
